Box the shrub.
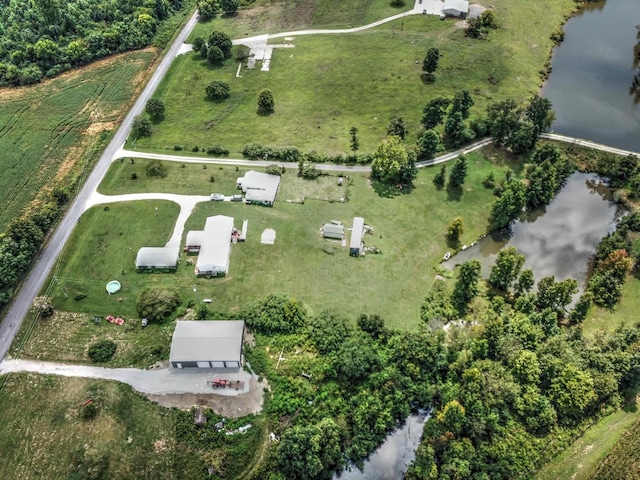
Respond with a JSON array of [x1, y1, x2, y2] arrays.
[[206, 145, 229, 156], [131, 172, 138, 180], [80, 402, 98, 420], [174, 145, 183, 151], [265, 164, 282, 176], [205, 80, 231, 101], [132, 116, 151, 137], [257, 88, 274, 114], [145, 159, 167, 177], [87, 339, 117, 363], [244, 294, 307, 334], [136, 288, 181, 323]]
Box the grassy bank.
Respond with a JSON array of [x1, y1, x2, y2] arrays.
[[0, 49, 157, 232], [139, 0, 575, 156], [0, 373, 264, 479], [0, 373, 177, 480]]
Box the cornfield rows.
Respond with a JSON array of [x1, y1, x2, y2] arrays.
[[591, 416, 640, 479], [0, 50, 156, 231]]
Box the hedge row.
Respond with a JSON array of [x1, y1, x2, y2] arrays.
[[242, 143, 372, 165]]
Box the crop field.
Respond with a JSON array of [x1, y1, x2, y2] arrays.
[[535, 398, 640, 480], [33, 148, 518, 349], [0, 49, 156, 231], [589, 412, 640, 479], [139, 0, 575, 157]]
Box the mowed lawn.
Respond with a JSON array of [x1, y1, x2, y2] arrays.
[[582, 277, 640, 337], [0, 49, 156, 231], [44, 149, 518, 332], [189, 0, 413, 40], [138, 0, 575, 156], [0, 373, 177, 480]]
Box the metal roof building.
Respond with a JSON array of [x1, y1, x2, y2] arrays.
[[322, 223, 345, 239], [135, 247, 179, 271], [350, 217, 365, 256], [170, 320, 245, 369], [443, 0, 469, 17], [237, 170, 281, 206], [193, 215, 234, 277]]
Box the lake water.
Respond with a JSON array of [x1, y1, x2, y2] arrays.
[[334, 414, 425, 480], [542, 0, 640, 152], [443, 173, 618, 291]]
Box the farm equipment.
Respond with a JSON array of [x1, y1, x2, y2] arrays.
[[207, 378, 245, 390]]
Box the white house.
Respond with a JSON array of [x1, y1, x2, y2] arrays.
[[237, 170, 281, 206], [185, 215, 235, 277]]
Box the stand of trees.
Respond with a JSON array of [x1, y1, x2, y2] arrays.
[[0, 0, 186, 86]]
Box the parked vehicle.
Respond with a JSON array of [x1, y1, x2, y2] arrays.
[[210, 193, 225, 201], [231, 194, 243, 202]]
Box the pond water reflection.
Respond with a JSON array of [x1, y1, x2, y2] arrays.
[[443, 173, 618, 291]]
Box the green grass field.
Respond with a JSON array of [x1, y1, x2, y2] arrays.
[[41, 149, 516, 337], [0, 50, 156, 231], [188, 0, 412, 41], [138, 0, 575, 157], [0, 373, 264, 479], [582, 277, 640, 337], [0, 373, 177, 480], [535, 398, 640, 480]]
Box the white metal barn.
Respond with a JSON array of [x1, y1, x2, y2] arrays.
[[170, 320, 245, 369], [443, 0, 469, 18], [135, 247, 179, 272], [350, 217, 365, 256]]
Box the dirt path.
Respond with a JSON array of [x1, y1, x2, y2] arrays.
[[0, 359, 264, 415]]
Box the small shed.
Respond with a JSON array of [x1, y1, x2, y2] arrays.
[[350, 217, 365, 257], [322, 223, 345, 239], [170, 320, 245, 369], [443, 0, 469, 18], [135, 247, 179, 272], [261, 228, 276, 245]]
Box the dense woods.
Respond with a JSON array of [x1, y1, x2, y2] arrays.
[[0, 0, 185, 86]]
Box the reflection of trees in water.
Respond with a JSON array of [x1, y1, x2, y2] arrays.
[[586, 178, 613, 200], [631, 28, 640, 104]]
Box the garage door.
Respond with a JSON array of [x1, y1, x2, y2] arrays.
[[225, 361, 240, 368], [197, 361, 211, 368], [211, 361, 225, 368]]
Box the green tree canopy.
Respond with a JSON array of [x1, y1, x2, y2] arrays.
[[489, 246, 525, 292], [136, 288, 181, 323], [371, 135, 409, 183]]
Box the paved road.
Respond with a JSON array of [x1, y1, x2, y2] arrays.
[[0, 11, 200, 362]]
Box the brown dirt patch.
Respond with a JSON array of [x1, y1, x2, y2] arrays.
[[0, 48, 159, 103], [146, 376, 266, 418]]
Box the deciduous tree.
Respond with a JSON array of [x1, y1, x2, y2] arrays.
[[145, 99, 165, 122], [417, 129, 440, 159], [371, 135, 409, 183], [423, 47, 440, 76], [452, 259, 482, 314], [257, 88, 275, 114], [205, 80, 231, 100], [448, 154, 468, 189], [422, 97, 451, 129], [489, 246, 525, 292]]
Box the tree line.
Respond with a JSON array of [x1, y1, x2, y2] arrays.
[[0, 0, 185, 86]]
